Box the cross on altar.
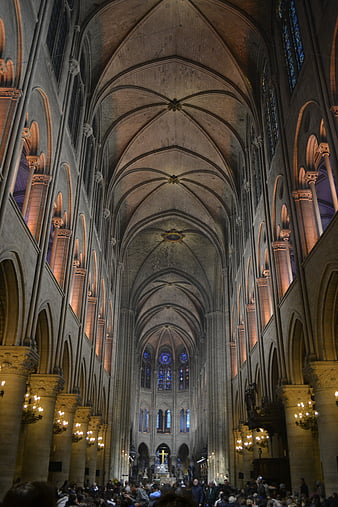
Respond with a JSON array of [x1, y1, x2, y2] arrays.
[[159, 449, 168, 464]]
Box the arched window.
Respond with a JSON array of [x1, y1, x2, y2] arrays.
[[139, 409, 149, 432], [165, 409, 171, 433], [156, 409, 163, 433], [180, 409, 190, 433], [278, 0, 304, 90], [178, 350, 189, 390], [46, 0, 71, 82], [262, 66, 279, 158], [13, 145, 30, 212], [157, 350, 172, 390], [141, 349, 151, 389]]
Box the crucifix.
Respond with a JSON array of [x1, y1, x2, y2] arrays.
[[159, 449, 168, 464]]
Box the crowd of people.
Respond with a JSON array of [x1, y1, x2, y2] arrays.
[[1, 476, 338, 507]]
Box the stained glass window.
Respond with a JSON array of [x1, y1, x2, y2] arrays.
[[180, 409, 190, 432], [178, 350, 189, 390], [262, 68, 279, 158], [278, 0, 304, 90], [141, 349, 151, 389], [158, 350, 172, 390]]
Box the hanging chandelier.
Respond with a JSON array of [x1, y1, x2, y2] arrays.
[[22, 389, 44, 424], [294, 400, 318, 431]]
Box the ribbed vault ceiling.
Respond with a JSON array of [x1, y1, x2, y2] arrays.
[[80, 0, 270, 356]]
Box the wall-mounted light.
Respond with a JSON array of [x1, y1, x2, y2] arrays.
[[0, 380, 5, 397], [335, 391, 338, 406]]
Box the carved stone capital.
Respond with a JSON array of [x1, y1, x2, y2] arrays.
[[57, 228, 72, 239], [29, 374, 64, 397], [317, 142, 330, 157], [95, 171, 103, 183], [88, 415, 102, 432], [26, 155, 40, 170], [103, 208, 110, 219], [69, 58, 80, 76], [292, 189, 313, 201], [272, 240, 290, 252], [277, 384, 311, 408], [32, 174, 51, 186], [74, 406, 92, 423], [83, 123, 93, 138], [52, 216, 64, 229], [303, 361, 338, 389], [305, 171, 319, 185], [330, 105, 338, 117], [0, 346, 39, 377], [56, 393, 80, 413], [0, 87, 21, 100]]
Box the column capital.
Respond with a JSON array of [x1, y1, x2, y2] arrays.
[[0, 346, 38, 377], [292, 189, 313, 201], [303, 361, 338, 389], [74, 406, 92, 423], [29, 374, 64, 397], [32, 174, 51, 185], [56, 393, 80, 412], [0, 87, 22, 100], [88, 415, 102, 432], [305, 171, 319, 185], [272, 240, 290, 251], [317, 142, 330, 157], [277, 384, 312, 408]]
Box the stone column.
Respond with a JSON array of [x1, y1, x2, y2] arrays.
[[246, 302, 258, 349], [304, 362, 338, 496], [70, 264, 86, 317], [86, 416, 102, 486], [104, 334, 113, 373], [238, 324, 246, 364], [96, 319, 105, 358], [292, 189, 318, 254], [317, 143, 338, 212], [85, 296, 97, 340], [279, 385, 320, 493], [48, 393, 79, 488], [272, 236, 292, 298], [256, 272, 273, 328], [0, 346, 38, 499], [50, 227, 72, 289], [305, 172, 323, 236], [26, 173, 52, 241], [97, 424, 107, 486], [69, 406, 91, 486], [0, 88, 21, 163], [20, 374, 64, 482]]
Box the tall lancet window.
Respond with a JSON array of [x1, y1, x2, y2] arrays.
[[262, 66, 279, 159], [178, 350, 189, 390], [278, 0, 304, 90], [157, 350, 172, 390], [141, 349, 151, 389]]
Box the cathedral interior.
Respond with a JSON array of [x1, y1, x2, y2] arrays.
[[0, 0, 337, 500]]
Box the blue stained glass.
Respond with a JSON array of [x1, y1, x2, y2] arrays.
[[159, 352, 171, 365], [143, 350, 150, 359], [290, 0, 304, 68], [180, 352, 188, 363]]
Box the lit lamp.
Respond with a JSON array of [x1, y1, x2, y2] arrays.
[[97, 436, 105, 450], [235, 439, 243, 454], [0, 380, 5, 397], [243, 433, 253, 451], [335, 391, 338, 406], [86, 430, 96, 446], [53, 410, 69, 434], [72, 422, 84, 442], [22, 391, 44, 424], [255, 428, 270, 448], [294, 400, 318, 431]]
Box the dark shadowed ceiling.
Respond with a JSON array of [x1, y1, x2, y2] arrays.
[[79, 0, 272, 358]]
